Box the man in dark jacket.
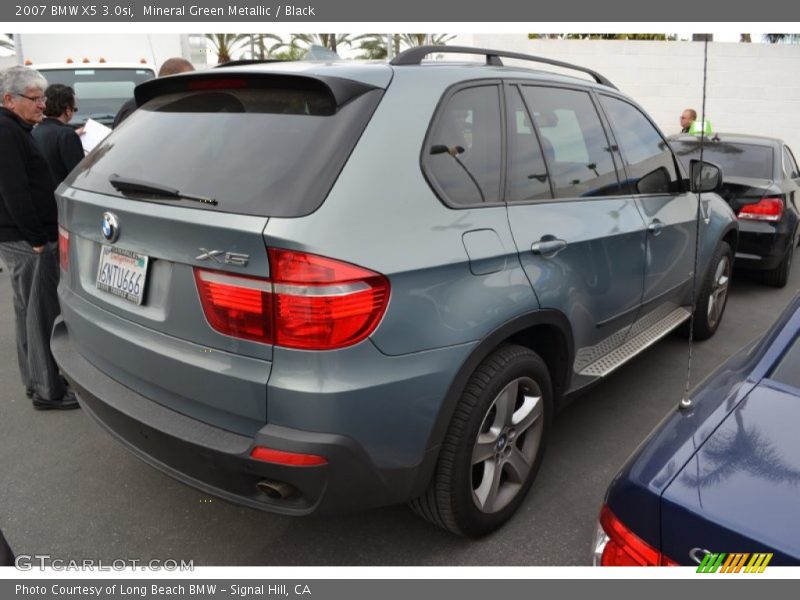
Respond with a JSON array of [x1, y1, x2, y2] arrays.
[[0, 65, 77, 409], [32, 84, 84, 184]]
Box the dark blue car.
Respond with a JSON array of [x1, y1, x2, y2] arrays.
[[594, 295, 800, 566]]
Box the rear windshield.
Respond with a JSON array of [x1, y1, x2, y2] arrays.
[[671, 140, 774, 180], [67, 83, 383, 217], [38, 67, 155, 126]]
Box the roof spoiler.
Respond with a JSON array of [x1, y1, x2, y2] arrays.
[[390, 45, 617, 89], [134, 71, 378, 108]]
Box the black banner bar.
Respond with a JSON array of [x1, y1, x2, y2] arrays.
[[1, 0, 799, 22], [0, 579, 789, 600]]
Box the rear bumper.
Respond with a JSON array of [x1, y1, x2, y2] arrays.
[[734, 219, 795, 270], [51, 317, 430, 515]]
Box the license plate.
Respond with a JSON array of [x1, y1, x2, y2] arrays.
[[96, 245, 149, 305]]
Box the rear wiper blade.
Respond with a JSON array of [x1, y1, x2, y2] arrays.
[[109, 174, 218, 206]]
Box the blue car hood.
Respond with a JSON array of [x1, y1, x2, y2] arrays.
[[660, 381, 800, 564]]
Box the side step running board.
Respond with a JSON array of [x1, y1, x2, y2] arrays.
[[578, 307, 691, 378]]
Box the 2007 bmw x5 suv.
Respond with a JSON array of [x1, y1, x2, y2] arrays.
[[51, 46, 738, 537]]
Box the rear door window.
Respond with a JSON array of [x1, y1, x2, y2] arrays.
[[519, 86, 621, 199], [599, 95, 682, 195], [67, 80, 383, 217]]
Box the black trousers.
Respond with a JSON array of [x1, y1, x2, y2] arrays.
[[0, 240, 66, 401]]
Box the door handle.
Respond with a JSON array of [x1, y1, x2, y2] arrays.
[[647, 219, 663, 236], [531, 236, 568, 258]]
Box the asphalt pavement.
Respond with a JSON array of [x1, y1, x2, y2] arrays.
[[0, 262, 797, 566]]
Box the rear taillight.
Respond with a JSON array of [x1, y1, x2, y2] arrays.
[[194, 249, 390, 350], [593, 505, 679, 566], [194, 270, 274, 344], [58, 225, 69, 271], [268, 248, 390, 350], [738, 197, 784, 222]]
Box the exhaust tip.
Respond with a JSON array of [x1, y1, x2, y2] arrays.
[[256, 479, 298, 501]]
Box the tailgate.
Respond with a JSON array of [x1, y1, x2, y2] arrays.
[[57, 187, 272, 434]]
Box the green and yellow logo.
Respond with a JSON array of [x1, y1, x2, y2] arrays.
[[696, 552, 773, 573]]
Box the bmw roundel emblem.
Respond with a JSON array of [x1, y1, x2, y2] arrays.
[[101, 212, 120, 243]]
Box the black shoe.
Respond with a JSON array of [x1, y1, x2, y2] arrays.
[[32, 390, 80, 410], [25, 388, 34, 399]]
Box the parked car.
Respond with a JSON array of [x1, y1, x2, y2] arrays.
[[34, 61, 156, 128], [594, 293, 800, 566], [670, 133, 800, 287], [51, 46, 737, 537]]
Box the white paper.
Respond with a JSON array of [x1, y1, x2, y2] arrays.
[[80, 118, 112, 154]]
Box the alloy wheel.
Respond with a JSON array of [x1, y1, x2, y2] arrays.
[[707, 255, 730, 330], [471, 376, 544, 514]]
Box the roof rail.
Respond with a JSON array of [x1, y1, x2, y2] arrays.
[[390, 45, 617, 89]]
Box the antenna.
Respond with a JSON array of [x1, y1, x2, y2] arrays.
[[680, 38, 711, 411]]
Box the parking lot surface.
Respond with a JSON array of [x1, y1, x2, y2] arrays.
[[0, 264, 797, 566]]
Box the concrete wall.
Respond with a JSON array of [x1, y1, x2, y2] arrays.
[[452, 35, 800, 155]]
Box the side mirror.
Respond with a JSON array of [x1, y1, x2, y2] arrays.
[[690, 159, 722, 193]]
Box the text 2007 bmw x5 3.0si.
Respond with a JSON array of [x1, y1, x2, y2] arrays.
[[51, 46, 737, 537]]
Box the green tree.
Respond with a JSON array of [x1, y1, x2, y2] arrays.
[[269, 45, 306, 61], [355, 33, 455, 60], [763, 34, 800, 43], [205, 33, 248, 63], [290, 33, 364, 54], [238, 34, 284, 59], [528, 33, 677, 41], [398, 33, 455, 47], [356, 35, 389, 60]]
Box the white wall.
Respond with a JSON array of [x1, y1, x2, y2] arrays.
[[453, 35, 800, 155]]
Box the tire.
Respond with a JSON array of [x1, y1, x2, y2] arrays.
[[763, 243, 794, 288], [410, 344, 552, 537], [689, 241, 733, 340]]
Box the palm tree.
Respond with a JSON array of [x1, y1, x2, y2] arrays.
[[764, 34, 800, 43], [291, 33, 363, 55], [205, 34, 248, 64], [239, 34, 284, 59], [269, 45, 306, 61], [399, 33, 455, 47], [356, 35, 389, 60], [528, 33, 677, 41], [355, 33, 454, 60]]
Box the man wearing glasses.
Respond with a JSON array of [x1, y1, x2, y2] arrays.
[[0, 65, 78, 409]]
